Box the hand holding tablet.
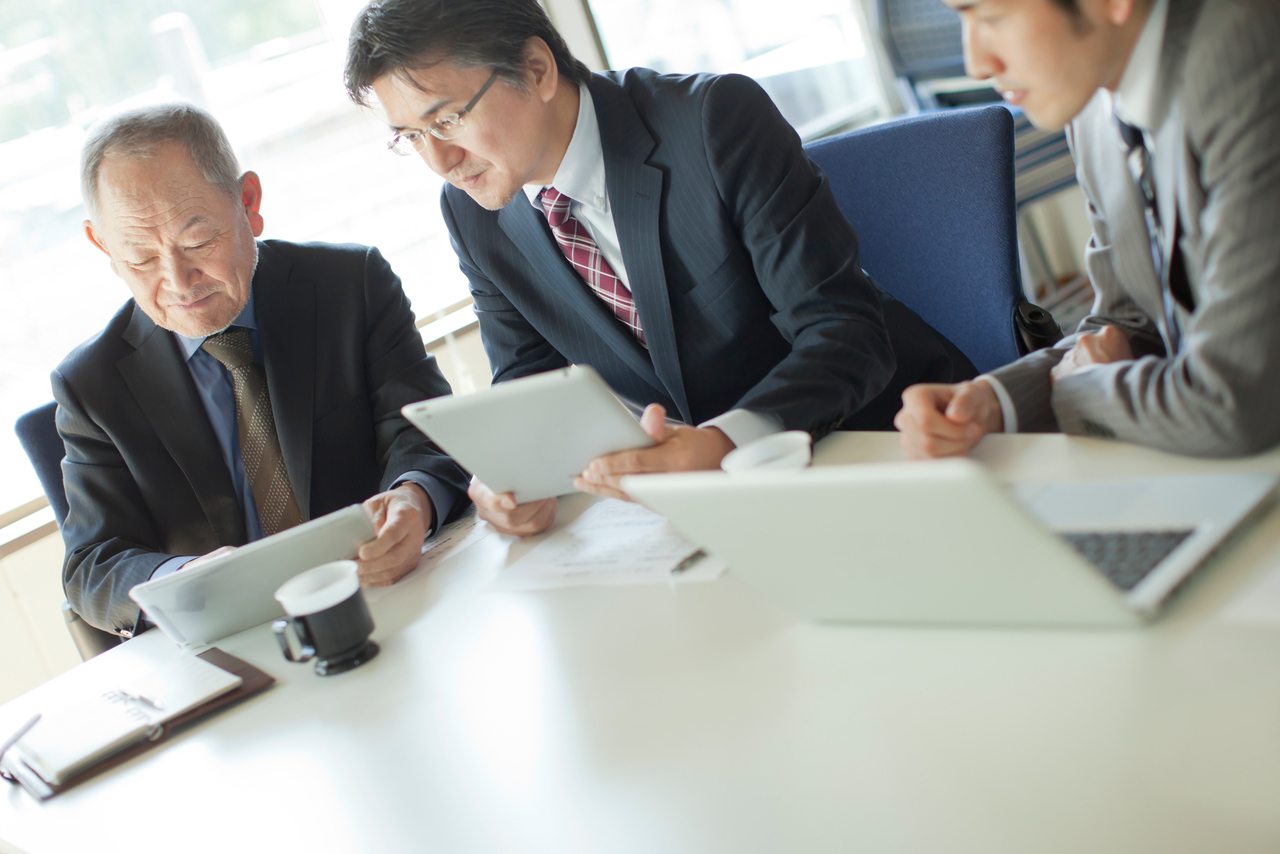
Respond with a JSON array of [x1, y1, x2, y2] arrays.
[[402, 366, 737, 537]]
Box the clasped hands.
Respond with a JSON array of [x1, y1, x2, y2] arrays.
[[469, 402, 734, 537], [185, 481, 433, 587], [895, 325, 1133, 459]]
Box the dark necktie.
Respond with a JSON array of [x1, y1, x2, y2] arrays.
[[1114, 112, 1195, 354], [201, 328, 303, 536], [539, 186, 646, 346]]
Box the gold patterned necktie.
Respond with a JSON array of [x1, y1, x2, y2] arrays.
[[200, 328, 303, 536]]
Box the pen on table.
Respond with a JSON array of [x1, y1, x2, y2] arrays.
[[0, 713, 41, 763], [672, 548, 706, 574]]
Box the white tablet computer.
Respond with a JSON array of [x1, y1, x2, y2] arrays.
[[129, 504, 375, 647], [401, 365, 655, 503]]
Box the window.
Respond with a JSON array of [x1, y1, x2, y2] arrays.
[[585, 0, 879, 139]]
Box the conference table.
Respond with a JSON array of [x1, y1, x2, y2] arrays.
[[3, 432, 1280, 854]]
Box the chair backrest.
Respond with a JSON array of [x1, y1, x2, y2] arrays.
[[875, 0, 966, 84], [15, 401, 70, 527], [804, 105, 1023, 374]]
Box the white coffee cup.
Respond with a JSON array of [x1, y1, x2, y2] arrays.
[[720, 430, 813, 473], [275, 560, 360, 617]]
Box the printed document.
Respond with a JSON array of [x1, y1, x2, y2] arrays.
[[494, 499, 727, 590]]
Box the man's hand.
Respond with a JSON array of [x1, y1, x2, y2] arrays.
[[357, 482, 434, 586], [575, 403, 736, 500], [183, 545, 236, 571], [895, 379, 1004, 459], [1050, 325, 1134, 385], [468, 476, 557, 537]]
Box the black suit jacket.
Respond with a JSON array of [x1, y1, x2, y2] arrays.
[[442, 69, 972, 436], [53, 240, 470, 634]]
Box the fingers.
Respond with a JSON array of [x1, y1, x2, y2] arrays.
[[356, 489, 428, 586], [572, 475, 633, 501], [894, 383, 990, 459], [469, 476, 557, 536], [1085, 325, 1134, 363], [639, 403, 675, 443]]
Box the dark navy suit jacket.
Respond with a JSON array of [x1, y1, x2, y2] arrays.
[[441, 69, 973, 435], [53, 240, 471, 634]]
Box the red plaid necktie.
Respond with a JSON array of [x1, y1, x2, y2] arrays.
[[539, 186, 645, 345]]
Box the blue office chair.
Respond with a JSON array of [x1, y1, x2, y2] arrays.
[[873, 0, 1078, 298], [804, 105, 1059, 374], [14, 402, 122, 660]]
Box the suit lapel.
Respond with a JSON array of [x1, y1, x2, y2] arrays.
[[118, 307, 246, 546], [254, 243, 315, 521], [590, 76, 691, 423], [498, 198, 668, 398]]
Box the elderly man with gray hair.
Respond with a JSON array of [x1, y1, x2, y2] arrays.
[[54, 102, 470, 637]]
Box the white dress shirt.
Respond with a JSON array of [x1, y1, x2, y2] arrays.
[[524, 84, 783, 449], [982, 0, 1169, 434]]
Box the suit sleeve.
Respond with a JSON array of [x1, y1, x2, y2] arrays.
[[988, 125, 1166, 433], [440, 191, 571, 384], [700, 74, 896, 433], [995, 11, 1280, 454], [361, 246, 472, 525], [55, 371, 173, 635]]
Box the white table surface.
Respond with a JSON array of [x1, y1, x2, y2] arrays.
[[4, 433, 1280, 854]]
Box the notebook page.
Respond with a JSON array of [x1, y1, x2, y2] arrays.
[[122, 654, 243, 722]]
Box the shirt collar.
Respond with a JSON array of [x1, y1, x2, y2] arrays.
[[174, 288, 257, 362], [523, 83, 608, 214], [1112, 0, 1169, 132]]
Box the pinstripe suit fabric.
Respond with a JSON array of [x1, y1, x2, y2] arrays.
[[990, 0, 1280, 455], [442, 69, 973, 437]]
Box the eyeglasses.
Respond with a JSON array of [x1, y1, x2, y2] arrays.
[[387, 69, 501, 155]]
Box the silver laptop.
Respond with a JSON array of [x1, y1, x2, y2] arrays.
[[622, 460, 1278, 627], [129, 504, 374, 646]]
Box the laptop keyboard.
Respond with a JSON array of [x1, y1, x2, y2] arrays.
[[1060, 530, 1195, 591]]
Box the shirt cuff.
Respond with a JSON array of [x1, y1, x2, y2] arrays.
[[150, 555, 196, 581], [978, 374, 1018, 434], [698, 408, 785, 449], [391, 472, 453, 539]]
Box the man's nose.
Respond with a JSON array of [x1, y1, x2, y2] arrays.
[[158, 251, 201, 291], [962, 19, 1002, 81], [417, 134, 459, 177]]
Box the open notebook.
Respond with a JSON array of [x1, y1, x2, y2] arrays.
[[1, 649, 271, 797]]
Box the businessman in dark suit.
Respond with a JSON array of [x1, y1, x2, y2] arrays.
[[55, 103, 470, 635], [344, 0, 974, 535]]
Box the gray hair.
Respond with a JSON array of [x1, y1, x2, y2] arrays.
[[80, 102, 242, 223]]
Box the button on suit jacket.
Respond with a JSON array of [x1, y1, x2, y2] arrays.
[[53, 240, 471, 634], [442, 69, 973, 438]]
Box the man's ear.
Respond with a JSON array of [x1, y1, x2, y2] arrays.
[[84, 220, 109, 256], [239, 171, 265, 237], [524, 36, 560, 104], [84, 220, 124, 278]]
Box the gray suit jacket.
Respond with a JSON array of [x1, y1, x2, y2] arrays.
[[990, 0, 1280, 455], [443, 70, 973, 437], [54, 240, 471, 634]]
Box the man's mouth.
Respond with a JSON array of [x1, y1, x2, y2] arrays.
[[451, 167, 487, 189], [999, 88, 1028, 105]]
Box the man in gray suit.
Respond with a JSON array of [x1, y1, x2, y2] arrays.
[[345, 0, 974, 535], [895, 0, 1280, 458]]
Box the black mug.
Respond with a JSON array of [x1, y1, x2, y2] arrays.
[[272, 561, 379, 676]]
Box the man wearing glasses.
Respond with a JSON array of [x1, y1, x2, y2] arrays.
[[345, 0, 974, 535]]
